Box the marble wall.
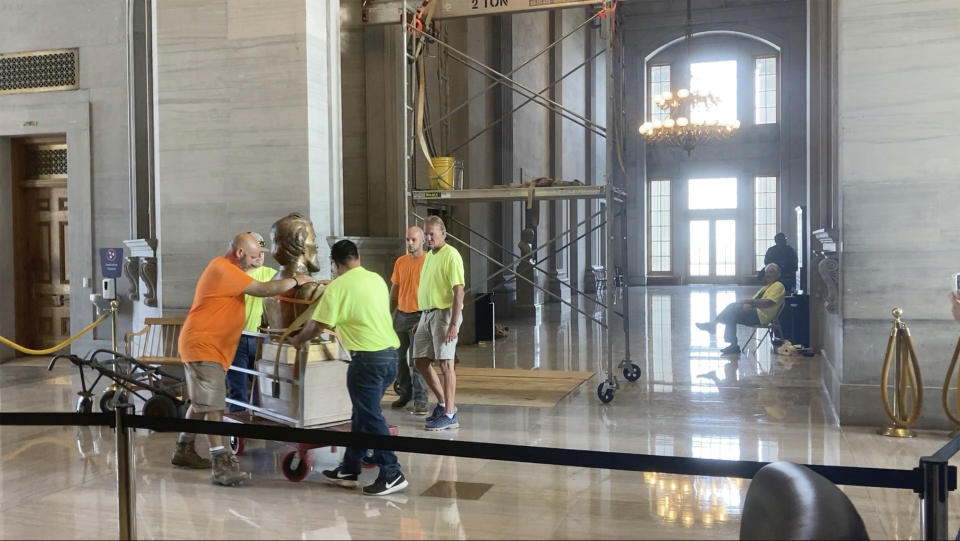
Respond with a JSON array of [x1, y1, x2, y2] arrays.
[[306, 0, 344, 242], [833, 0, 960, 428], [153, 0, 343, 310], [0, 0, 134, 355]]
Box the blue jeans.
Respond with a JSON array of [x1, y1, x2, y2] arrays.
[[226, 335, 257, 413], [342, 349, 401, 479]]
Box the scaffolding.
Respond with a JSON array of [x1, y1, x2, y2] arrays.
[[389, 0, 636, 403]]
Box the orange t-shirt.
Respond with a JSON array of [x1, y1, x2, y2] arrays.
[[178, 257, 256, 369], [390, 253, 426, 313]]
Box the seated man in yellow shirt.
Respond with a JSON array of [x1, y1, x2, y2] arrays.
[[696, 263, 786, 355]]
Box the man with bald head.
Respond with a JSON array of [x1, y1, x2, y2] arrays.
[[173, 232, 316, 486], [226, 231, 277, 414], [389, 226, 429, 414]]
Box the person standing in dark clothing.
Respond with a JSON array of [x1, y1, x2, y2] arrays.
[[762, 233, 798, 293], [289, 240, 408, 496]]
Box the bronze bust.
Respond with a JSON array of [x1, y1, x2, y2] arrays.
[[263, 213, 324, 330]]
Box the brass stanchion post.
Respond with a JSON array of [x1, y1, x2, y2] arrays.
[[115, 403, 137, 540], [940, 336, 960, 437], [878, 308, 924, 437], [110, 299, 119, 352]]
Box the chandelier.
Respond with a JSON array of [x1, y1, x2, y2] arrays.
[[638, 0, 740, 155], [639, 89, 740, 155]]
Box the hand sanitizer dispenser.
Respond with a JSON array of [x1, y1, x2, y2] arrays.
[[102, 278, 116, 300]]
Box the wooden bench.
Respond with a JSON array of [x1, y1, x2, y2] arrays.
[[124, 317, 185, 365]]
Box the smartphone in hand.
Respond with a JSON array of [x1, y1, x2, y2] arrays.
[[953, 273, 960, 294]]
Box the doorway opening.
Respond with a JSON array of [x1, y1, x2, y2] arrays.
[[10, 135, 70, 349]]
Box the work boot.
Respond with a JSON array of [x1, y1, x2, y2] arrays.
[[410, 401, 430, 416], [211, 452, 250, 487], [171, 441, 211, 469]]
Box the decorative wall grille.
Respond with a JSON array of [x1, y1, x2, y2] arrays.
[[0, 49, 79, 95], [27, 144, 68, 179]]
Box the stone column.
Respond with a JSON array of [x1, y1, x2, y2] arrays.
[[153, 0, 344, 311], [831, 0, 960, 429]]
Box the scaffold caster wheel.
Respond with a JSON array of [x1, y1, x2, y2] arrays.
[[281, 451, 311, 482], [99, 390, 128, 413], [230, 436, 245, 456], [76, 396, 93, 414], [597, 382, 615, 403], [622, 363, 641, 382]]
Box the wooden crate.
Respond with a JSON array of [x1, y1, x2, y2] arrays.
[[255, 342, 351, 427]]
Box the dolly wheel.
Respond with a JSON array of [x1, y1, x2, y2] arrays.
[[143, 395, 178, 417], [230, 436, 245, 456], [99, 390, 128, 413], [281, 451, 311, 482]]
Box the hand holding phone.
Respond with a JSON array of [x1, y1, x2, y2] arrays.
[[951, 274, 960, 324]]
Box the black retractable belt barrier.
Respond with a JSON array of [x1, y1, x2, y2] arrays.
[[6, 411, 960, 540], [0, 412, 115, 427], [1, 411, 933, 491]]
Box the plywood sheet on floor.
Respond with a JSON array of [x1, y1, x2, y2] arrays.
[[384, 367, 594, 408]]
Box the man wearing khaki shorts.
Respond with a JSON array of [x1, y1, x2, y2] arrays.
[[414, 216, 465, 431], [173, 232, 315, 486]]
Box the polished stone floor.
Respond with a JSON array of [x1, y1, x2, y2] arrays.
[[1, 286, 957, 539]]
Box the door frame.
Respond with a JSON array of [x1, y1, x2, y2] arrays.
[[0, 94, 94, 358]]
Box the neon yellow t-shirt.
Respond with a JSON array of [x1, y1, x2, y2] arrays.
[[243, 266, 277, 332], [754, 281, 786, 325], [417, 244, 465, 310], [311, 266, 400, 352]]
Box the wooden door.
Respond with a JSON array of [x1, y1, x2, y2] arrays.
[[12, 139, 70, 349]]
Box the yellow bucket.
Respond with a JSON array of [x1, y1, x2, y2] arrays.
[[428, 156, 456, 190]]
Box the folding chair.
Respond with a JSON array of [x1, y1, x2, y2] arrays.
[[740, 302, 785, 355]]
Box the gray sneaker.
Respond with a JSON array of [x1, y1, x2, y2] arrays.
[[425, 404, 456, 422], [211, 452, 250, 486], [425, 413, 459, 431], [172, 441, 211, 469], [425, 403, 445, 422]]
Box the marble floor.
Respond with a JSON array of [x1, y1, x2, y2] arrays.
[[1, 285, 958, 539]]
